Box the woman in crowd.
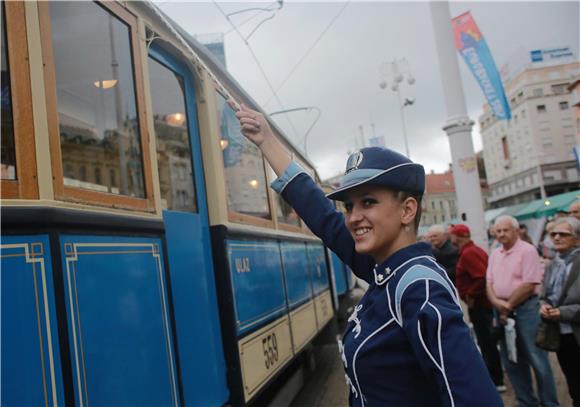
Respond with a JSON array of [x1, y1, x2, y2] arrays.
[[232, 103, 501, 407], [540, 217, 580, 406]]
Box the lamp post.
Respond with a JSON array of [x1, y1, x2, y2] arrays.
[[269, 106, 321, 158], [378, 58, 415, 158]]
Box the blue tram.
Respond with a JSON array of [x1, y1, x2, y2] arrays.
[[0, 1, 353, 406]]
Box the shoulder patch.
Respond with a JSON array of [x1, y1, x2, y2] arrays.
[[394, 264, 457, 323]]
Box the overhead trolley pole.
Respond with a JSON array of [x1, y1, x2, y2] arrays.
[[430, 1, 488, 249]]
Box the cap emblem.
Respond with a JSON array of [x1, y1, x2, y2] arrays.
[[345, 151, 364, 174]]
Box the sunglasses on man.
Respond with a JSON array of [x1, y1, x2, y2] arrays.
[[550, 231, 574, 238]]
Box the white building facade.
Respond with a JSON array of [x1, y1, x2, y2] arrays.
[[480, 58, 579, 207]]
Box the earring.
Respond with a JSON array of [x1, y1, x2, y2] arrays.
[[404, 225, 410, 232]]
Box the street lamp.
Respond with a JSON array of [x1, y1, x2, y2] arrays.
[[269, 106, 321, 158], [378, 58, 415, 158]]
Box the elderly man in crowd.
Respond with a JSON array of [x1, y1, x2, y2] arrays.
[[540, 217, 580, 406], [487, 215, 559, 407], [449, 224, 505, 392], [427, 224, 458, 283]]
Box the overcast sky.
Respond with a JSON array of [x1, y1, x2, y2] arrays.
[[155, 1, 579, 179]]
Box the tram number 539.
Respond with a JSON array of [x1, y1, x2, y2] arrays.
[[262, 333, 279, 369]]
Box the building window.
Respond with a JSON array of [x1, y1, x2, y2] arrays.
[[542, 136, 553, 147], [94, 167, 101, 185], [40, 1, 154, 210], [148, 55, 197, 213], [533, 88, 543, 97], [216, 93, 271, 224], [544, 170, 562, 181], [551, 83, 568, 95], [501, 136, 510, 160], [64, 164, 74, 178], [109, 168, 116, 187], [537, 105, 547, 113], [559, 101, 569, 110], [79, 165, 87, 182]]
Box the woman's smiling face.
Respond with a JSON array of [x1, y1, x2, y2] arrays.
[[343, 185, 404, 263]]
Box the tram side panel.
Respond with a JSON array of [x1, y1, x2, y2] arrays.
[[280, 242, 318, 354], [307, 243, 334, 330], [211, 229, 294, 406], [58, 234, 179, 407], [1, 234, 65, 407]]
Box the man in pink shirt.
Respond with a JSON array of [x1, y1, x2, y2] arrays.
[[487, 215, 558, 407]]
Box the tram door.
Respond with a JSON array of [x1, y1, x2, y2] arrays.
[[148, 47, 229, 406]]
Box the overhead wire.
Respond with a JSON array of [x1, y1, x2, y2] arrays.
[[212, 0, 301, 141], [262, 1, 350, 108]]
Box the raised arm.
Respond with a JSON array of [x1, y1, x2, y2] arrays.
[[232, 103, 374, 281]]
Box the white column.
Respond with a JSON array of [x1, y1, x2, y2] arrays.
[[430, 1, 488, 249]]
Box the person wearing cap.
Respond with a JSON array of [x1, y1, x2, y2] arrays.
[[233, 103, 501, 407], [449, 224, 505, 392]]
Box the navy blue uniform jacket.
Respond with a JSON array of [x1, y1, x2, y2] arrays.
[[274, 164, 502, 407]]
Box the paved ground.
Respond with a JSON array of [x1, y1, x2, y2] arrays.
[[290, 343, 572, 407], [290, 287, 573, 407]]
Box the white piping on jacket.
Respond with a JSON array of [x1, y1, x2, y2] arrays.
[[416, 297, 456, 407], [351, 318, 396, 407]]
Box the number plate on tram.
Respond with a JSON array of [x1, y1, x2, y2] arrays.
[[238, 315, 293, 402]]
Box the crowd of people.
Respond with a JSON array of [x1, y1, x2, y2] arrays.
[[424, 201, 580, 407]]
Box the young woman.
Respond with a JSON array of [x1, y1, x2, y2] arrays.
[[234, 104, 501, 406]]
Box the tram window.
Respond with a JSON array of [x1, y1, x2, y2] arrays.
[[1, 7, 16, 180], [267, 164, 300, 227], [148, 56, 197, 212], [48, 1, 146, 198], [216, 94, 270, 220]]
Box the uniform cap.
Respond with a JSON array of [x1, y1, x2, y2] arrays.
[[449, 224, 471, 238], [326, 147, 425, 201]]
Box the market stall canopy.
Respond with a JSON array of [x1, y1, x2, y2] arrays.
[[499, 202, 528, 219], [534, 190, 579, 219], [514, 190, 579, 220]]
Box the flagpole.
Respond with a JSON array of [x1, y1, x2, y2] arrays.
[[430, 2, 488, 249]]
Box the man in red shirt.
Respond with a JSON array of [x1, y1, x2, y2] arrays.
[[450, 224, 505, 392]]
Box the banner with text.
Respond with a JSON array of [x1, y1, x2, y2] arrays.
[[452, 11, 511, 120]]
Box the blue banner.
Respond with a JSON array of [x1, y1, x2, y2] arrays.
[[453, 12, 511, 120]]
